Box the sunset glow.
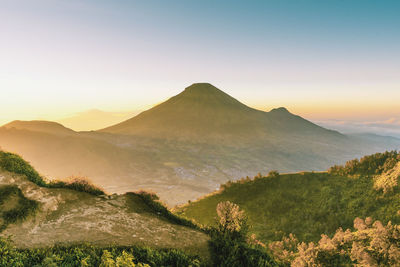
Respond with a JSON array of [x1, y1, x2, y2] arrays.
[[1, 0, 399, 128]]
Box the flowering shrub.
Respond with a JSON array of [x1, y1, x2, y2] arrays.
[[210, 201, 277, 266], [216, 201, 246, 234], [269, 217, 400, 266], [374, 162, 400, 194]]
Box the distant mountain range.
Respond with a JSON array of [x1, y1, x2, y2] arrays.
[[1, 83, 399, 205]]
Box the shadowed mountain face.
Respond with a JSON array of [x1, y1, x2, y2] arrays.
[[101, 83, 340, 142], [0, 83, 399, 205]]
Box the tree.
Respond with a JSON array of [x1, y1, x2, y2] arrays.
[[210, 201, 277, 267], [216, 201, 247, 237]]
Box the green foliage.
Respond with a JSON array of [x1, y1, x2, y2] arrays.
[[100, 250, 116, 267], [0, 150, 105, 195], [115, 251, 135, 266], [0, 239, 203, 267], [130, 191, 200, 230], [0, 185, 39, 231], [0, 237, 25, 267], [328, 151, 399, 176]]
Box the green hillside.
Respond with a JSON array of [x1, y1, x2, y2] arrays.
[[175, 151, 400, 243]]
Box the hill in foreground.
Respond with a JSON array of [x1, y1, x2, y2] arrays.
[[0, 151, 209, 259], [175, 151, 400, 244]]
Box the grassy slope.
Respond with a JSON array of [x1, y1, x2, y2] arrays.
[[0, 185, 38, 231], [176, 171, 400, 243]]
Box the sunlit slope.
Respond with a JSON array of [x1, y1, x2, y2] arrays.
[[175, 152, 400, 244], [0, 154, 209, 257]]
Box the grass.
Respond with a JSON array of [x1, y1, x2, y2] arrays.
[[0, 185, 39, 232], [128, 190, 202, 231], [48, 177, 105, 196], [176, 170, 400, 243], [0, 150, 105, 196]]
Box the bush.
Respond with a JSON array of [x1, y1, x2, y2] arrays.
[[269, 217, 400, 266], [0, 239, 203, 267], [48, 177, 105, 196], [0, 237, 25, 266]]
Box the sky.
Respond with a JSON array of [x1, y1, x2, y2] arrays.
[[1, 0, 399, 133]]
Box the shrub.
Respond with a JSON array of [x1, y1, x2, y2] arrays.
[[374, 161, 400, 194], [269, 217, 400, 266], [0, 240, 203, 266], [48, 176, 105, 196], [209, 201, 277, 267], [0, 237, 25, 266]]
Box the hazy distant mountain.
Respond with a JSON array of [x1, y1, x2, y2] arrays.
[[316, 119, 400, 138], [57, 109, 138, 131], [0, 83, 399, 205], [3, 120, 75, 136]]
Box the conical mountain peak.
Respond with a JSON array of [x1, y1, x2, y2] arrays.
[[174, 83, 249, 110], [270, 107, 290, 114], [183, 83, 223, 94]]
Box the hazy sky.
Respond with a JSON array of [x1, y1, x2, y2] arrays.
[[1, 0, 399, 126]]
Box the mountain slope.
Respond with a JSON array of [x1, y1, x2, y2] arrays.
[[101, 83, 341, 142]]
